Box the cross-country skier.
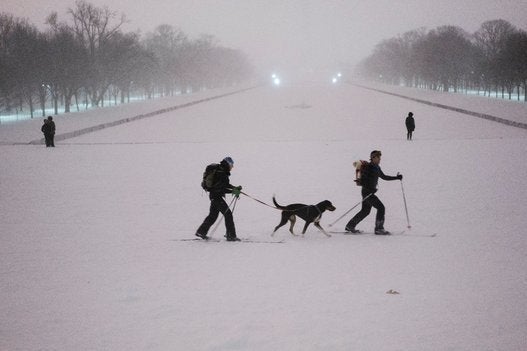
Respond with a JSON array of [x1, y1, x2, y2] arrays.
[[196, 157, 242, 241], [346, 150, 402, 235]]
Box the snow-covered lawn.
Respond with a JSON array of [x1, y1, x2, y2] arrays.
[[1, 82, 526, 350]]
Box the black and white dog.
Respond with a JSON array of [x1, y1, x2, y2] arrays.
[[271, 196, 336, 237]]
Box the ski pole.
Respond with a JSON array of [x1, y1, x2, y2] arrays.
[[328, 193, 373, 227], [400, 179, 411, 229], [231, 195, 239, 215], [210, 196, 237, 236]]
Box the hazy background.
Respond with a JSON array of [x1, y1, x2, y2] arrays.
[[3, 0, 527, 75]]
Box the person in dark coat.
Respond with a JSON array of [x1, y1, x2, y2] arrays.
[[405, 112, 415, 140], [41, 118, 52, 147], [46, 116, 56, 147], [196, 156, 242, 241], [345, 150, 402, 235]]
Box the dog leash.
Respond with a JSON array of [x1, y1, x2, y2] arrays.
[[240, 191, 278, 209], [241, 191, 315, 212]]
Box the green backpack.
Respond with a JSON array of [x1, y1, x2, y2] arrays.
[[201, 163, 220, 191]]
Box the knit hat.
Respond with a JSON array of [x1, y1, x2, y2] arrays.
[[223, 156, 234, 167]]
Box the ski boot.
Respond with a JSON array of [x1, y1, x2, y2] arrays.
[[225, 235, 241, 242], [195, 232, 209, 240], [345, 226, 362, 234]]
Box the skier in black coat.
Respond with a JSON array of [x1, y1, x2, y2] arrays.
[[405, 112, 415, 140], [346, 150, 402, 235], [196, 157, 242, 241]]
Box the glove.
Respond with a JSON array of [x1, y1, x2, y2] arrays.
[[397, 173, 403, 180], [232, 186, 242, 197]]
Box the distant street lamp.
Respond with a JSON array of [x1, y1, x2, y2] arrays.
[[42, 84, 58, 115]]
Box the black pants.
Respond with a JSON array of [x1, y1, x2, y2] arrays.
[[346, 191, 385, 230], [197, 197, 236, 237], [44, 133, 55, 147], [407, 130, 413, 140]]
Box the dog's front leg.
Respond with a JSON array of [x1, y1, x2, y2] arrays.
[[314, 222, 331, 237], [301, 222, 311, 235]]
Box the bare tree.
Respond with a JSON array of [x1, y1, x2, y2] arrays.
[[400, 29, 427, 87], [0, 13, 16, 114], [500, 30, 527, 100], [46, 13, 89, 113], [67, 0, 126, 106], [4, 19, 43, 118], [102, 31, 150, 103], [143, 25, 188, 96], [474, 19, 517, 97]]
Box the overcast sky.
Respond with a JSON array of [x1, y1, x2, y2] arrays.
[[3, 0, 527, 75]]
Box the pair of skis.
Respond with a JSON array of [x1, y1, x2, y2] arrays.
[[176, 231, 437, 242], [329, 230, 437, 238], [176, 237, 286, 244]]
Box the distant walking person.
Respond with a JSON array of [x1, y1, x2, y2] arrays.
[[41, 117, 55, 147], [405, 112, 415, 140], [346, 150, 402, 235], [196, 157, 242, 241]]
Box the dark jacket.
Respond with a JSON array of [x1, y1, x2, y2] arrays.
[[41, 122, 52, 135], [405, 116, 415, 131], [209, 160, 235, 199], [360, 163, 398, 195], [48, 121, 56, 135]]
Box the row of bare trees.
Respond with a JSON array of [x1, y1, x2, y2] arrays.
[[0, 1, 253, 119], [355, 19, 527, 101]]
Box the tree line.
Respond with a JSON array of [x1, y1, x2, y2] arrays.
[[0, 0, 254, 119], [355, 19, 527, 101]]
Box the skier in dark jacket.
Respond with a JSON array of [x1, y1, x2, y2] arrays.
[[346, 150, 402, 235], [196, 157, 242, 241], [405, 112, 415, 140]]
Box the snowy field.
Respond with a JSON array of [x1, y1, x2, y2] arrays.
[[1, 81, 527, 350]]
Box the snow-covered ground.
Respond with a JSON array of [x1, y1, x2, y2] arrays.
[[1, 81, 526, 350]]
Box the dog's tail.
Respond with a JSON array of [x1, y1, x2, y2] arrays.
[[272, 196, 286, 210]]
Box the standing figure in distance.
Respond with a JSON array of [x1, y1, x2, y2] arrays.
[[405, 112, 415, 140], [41, 118, 53, 147]]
